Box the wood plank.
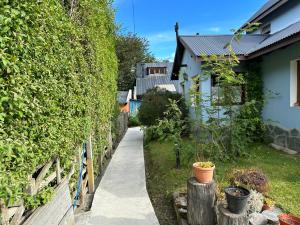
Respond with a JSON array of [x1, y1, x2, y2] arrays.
[[38, 169, 64, 192], [86, 135, 95, 193], [10, 204, 25, 225], [0, 201, 9, 225], [35, 159, 54, 190], [22, 179, 74, 225], [58, 207, 75, 225], [56, 157, 62, 184]]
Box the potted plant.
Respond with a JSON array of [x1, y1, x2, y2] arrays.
[[193, 161, 215, 184], [224, 186, 250, 214], [262, 197, 275, 211], [279, 214, 300, 225]]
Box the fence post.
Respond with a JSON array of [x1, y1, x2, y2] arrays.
[[56, 157, 62, 184], [86, 135, 95, 193], [0, 201, 9, 225]]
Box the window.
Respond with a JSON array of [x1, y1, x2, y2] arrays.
[[297, 61, 300, 106], [291, 60, 300, 107], [147, 67, 167, 75], [211, 74, 245, 106], [261, 23, 271, 35]]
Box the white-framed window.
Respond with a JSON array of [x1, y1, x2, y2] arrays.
[[211, 74, 244, 106], [290, 59, 300, 107]]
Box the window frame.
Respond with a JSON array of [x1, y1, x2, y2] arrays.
[[290, 59, 300, 107], [211, 73, 245, 106]]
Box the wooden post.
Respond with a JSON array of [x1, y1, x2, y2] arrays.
[[27, 176, 36, 196], [56, 157, 61, 184], [217, 204, 248, 225], [10, 204, 25, 225], [0, 201, 9, 225], [86, 135, 95, 193], [187, 177, 216, 225], [108, 123, 113, 158]]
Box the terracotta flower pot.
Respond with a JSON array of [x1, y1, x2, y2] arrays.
[[193, 162, 215, 184], [279, 214, 300, 225]]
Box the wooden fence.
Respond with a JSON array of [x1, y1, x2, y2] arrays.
[[0, 135, 96, 225]]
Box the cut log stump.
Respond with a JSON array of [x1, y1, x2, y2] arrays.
[[217, 204, 248, 225], [187, 177, 216, 225]]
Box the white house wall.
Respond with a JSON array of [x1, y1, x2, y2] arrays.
[[179, 48, 212, 120]]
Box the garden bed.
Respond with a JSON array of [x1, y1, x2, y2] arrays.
[[144, 141, 300, 224]]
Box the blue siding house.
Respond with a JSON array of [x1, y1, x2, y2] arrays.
[[172, 0, 300, 152]]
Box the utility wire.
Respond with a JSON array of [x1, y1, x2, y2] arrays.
[[132, 0, 136, 34]]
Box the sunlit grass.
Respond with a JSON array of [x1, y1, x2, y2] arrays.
[[145, 141, 300, 216]]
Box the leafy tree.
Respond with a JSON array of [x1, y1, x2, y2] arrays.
[[138, 88, 188, 127], [116, 33, 155, 90]]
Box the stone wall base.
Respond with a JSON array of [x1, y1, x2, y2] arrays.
[[266, 124, 300, 153]]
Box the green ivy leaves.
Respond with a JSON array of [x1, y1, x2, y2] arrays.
[[0, 0, 117, 207]]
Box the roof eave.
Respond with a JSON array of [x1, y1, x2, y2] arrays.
[[246, 32, 300, 59], [240, 0, 289, 30]]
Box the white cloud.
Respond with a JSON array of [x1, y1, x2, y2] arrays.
[[146, 31, 176, 44], [208, 27, 221, 32], [157, 52, 175, 62]]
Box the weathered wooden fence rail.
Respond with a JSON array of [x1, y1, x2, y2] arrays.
[[0, 134, 96, 225], [0, 115, 128, 225]]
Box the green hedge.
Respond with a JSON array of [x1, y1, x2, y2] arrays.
[[0, 0, 117, 206]]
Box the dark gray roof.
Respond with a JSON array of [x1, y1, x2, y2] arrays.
[[247, 0, 281, 23], [247, 20, 300, 54], [241, 0, 288, 28], [136, 62, 173, 78], [179, 35, 267, 56], [117, 91, 129, 104], [179, 20, 300, 57], [136, 75, 180, 96]]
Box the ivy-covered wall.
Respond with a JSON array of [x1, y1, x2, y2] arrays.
[[0, 0, 117, 206]]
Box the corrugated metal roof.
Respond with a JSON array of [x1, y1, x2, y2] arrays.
[[247, 20, 300, 54], [246, 0, 282, 23], [179, 35, 267, 56], [136, 75, 181, 96], [117, 91, 129, 104], [179, 20, 300, 57], [155, 84, 177, 92]]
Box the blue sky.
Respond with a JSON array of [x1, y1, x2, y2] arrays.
[[113, 0, 267, 60]]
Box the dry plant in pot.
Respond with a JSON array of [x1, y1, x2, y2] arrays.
[[193, 161, 215, 184]]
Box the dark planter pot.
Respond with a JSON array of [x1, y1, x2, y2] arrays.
[[224, 186, 250, 214]]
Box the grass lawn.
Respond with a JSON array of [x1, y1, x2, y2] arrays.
[[144, 141, 300, 225]]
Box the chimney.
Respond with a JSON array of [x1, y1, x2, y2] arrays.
[[175, 22, 179, 38]]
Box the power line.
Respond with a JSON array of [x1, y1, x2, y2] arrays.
[[132, 0, 136, 34]]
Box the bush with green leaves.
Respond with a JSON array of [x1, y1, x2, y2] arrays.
[[138, 88, 188, 127], [147, 99, 186, 168], [0, 0, 117, 207], [128, 116, 141, 127]]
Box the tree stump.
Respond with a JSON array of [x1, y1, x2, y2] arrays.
[[187, 177, 216, 225], [217, 204, 248, 225]]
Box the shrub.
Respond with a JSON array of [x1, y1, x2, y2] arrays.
[[128, 116, 141, 127], [138, 88, 188, 127], [0, 1, 117, 206], [230, 168, 269, 194]]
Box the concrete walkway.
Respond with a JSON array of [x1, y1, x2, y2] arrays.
[[88, 127, 160, 225]]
